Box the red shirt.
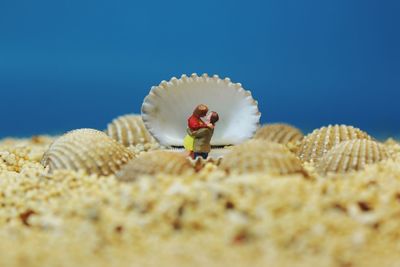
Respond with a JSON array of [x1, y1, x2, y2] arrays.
[[188, 115, 208, 130]]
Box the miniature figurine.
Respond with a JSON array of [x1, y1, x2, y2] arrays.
[[184, 104, 210, 158], [185, 109, 219, 159]]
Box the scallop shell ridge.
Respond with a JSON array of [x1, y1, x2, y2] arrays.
[[254, 123, 303, 144], [41, 129, 134, 176], [297, 124, 371, 163], [141, 73, 261, 147], [116, 151, 194, 182], [316, 139, 389, 174], [219, 140, 305, 176], [106, 114, 156, 147]]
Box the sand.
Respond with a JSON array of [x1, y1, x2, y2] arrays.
[[1, 136, 400, 267]]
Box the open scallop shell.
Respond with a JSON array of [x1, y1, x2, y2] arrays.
[[316, 139, 389, 174], [141, 73, 261, 147], [219, 140, 306, 176], [254, 123, 303, 144], [116, 151, 194, 182], [296, 124, 371, 163], [106, 114, 156, 147], [41, 129, 134, 176]]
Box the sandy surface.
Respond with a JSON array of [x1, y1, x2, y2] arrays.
[[1, 136, 400, 267]]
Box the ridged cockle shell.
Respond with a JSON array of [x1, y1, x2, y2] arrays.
[[297, 125, 371, 163], [106, 114, 156, 147], [116, 151, 194, 182], [254, 123, 303, 144], [41, 129, 134, 176], [316, 139, 389, 174], [219, 140, 306, 176]]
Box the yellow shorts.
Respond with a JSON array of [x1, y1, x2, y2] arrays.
[[183, 134, 194, 151]]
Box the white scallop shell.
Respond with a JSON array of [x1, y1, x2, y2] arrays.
[[141, 73, 261, 147]]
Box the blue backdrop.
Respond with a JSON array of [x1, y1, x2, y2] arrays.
[[0, 0, 399, 139]]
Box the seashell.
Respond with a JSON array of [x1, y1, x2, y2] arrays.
[[141, 73, 261, 148], [253, 123, 303, 144], [219, 140, 306, 176], [297, 125, 371, 163], [41, 129, 134, 176], [316, 139, 389, 174], [189, 156, 222, 172], [106, 114, 156, 147], [116, 151, 194, 182]]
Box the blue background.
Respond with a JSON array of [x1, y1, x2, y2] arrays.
[[0, 0, 399, 139]]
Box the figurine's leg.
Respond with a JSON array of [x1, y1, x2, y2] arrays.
[[195, 153, 207, 159], [193, 152, 203, 159]]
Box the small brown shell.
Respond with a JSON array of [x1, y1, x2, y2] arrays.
[[254, 123, 303, 144], [219, 140, 305, 176], [116, 151, 194, 182], [41, 129, 134, 176], [106, 114, 156, 147], [297, 125, 371, 163], [316, 139, 389, 174]]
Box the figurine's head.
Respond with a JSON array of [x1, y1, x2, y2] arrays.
[[209, 111, 219, 125], [193, 104, 208, 117]]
